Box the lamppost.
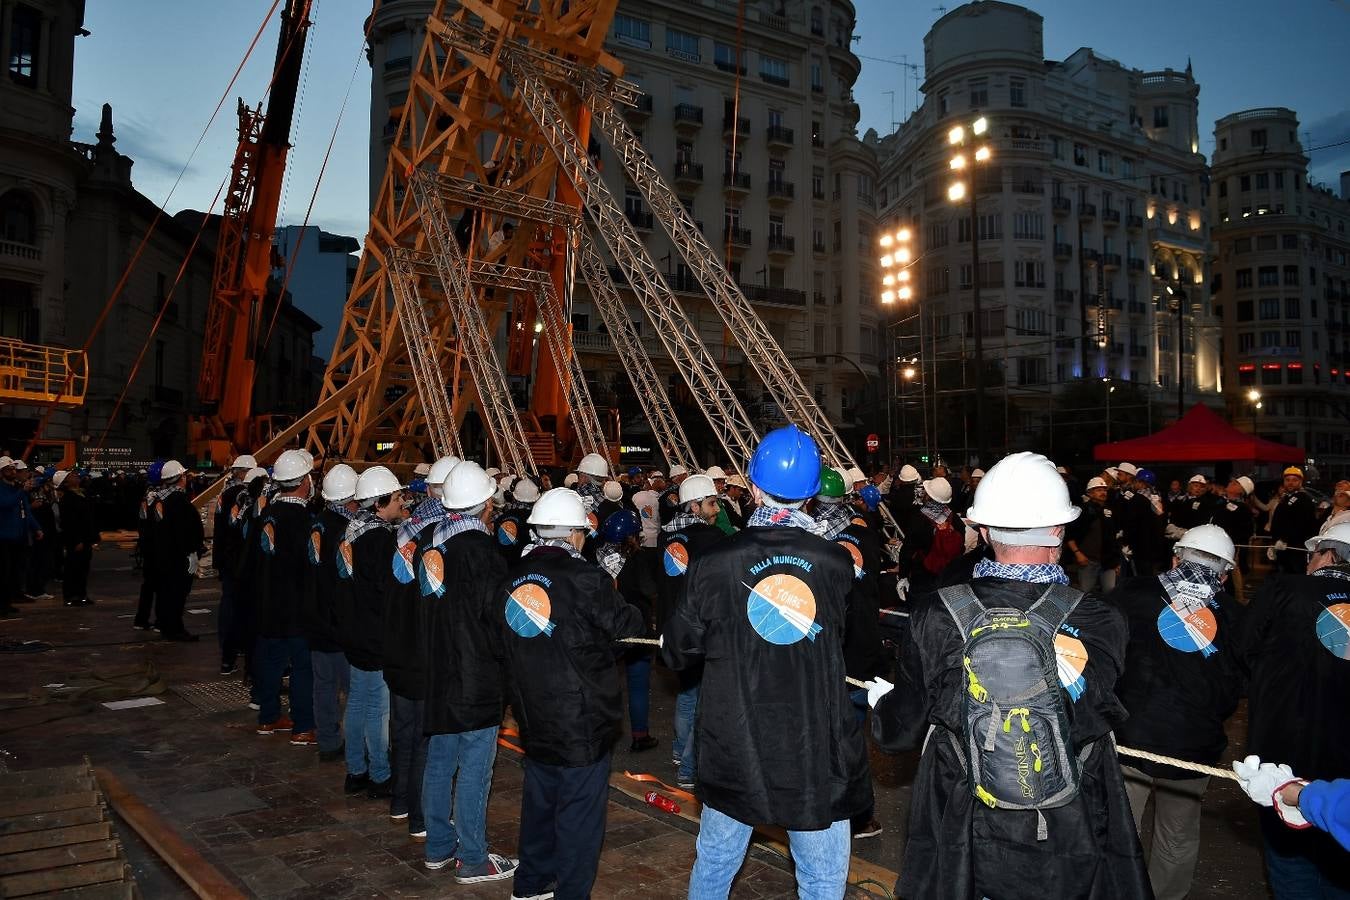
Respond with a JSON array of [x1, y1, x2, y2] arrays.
[[879, 225, 915, 459], [1103, 376, 1116, 442], [1166, 284, 1186, 418], [947, 116, 992, 464]]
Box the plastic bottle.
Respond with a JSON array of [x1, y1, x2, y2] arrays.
[[644, 790, 680, 814]]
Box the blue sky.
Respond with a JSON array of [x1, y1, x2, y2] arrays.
[[72, 0, 1350, 340]]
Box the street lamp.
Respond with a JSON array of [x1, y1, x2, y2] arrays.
[[948, 116, 992, 464], [1165, 285, 1186, 418]]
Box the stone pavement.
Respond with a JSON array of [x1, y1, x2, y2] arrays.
[[0, 544, 1270, 898]]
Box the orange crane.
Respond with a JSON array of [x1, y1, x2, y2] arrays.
[[189, 0, 313, 467]]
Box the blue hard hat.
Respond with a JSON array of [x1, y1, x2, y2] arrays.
[[408, 478, 427, 494], [601, 509, 641, 543], [860, 484, 882, 510], [147, 460, 164, 483], [747, 424, 822, 501], [627, 466, 642, 477], [1136, 468, 1156, 486]]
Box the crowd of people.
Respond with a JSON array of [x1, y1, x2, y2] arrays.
[[0, 456, 100, 618]]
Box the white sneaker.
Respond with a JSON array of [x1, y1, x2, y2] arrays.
[[510, 892, 555, 900], [455, 852, 518, 883]]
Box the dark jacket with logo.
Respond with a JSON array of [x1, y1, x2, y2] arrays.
[[213, 482, 250, 579], [422, 527, 508, 734], [662, 525, 872, 831], [335, 518, 396, 672], [1108, 575, 1244, 778], [616, 545, 661, 637], [871, 577, 1147, 900], [837, 520, 887, 682], [303, 507, 349, 653], [493, 507, 529, 565], [1269, 490, 1319, 547], [252, 497, 311, 639], [656, 521, 724, 632], [382, 519, 438, 700], [495, 546, 645, 766], [150, 489, 206, 582], [1168, 492, 1224, 530], [58, 488, 98, 549], [1067, 500, 1122, 568]]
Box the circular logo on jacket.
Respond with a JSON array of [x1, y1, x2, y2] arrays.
[[506, 582, 555, 638], [587, 511, 599, 537], [851, 516, 868, 528], [498, 519, 519, 546], [307, 527, 322, 566], [837, 539, 865, 580], [663, 541, 689, 577], [1316, 603, 1350, 659], [745, 573, 822, 645], [392, 540, 417, 584], [259, 520, 276, 555], [1157, 603, 1219, 657], [419, 548, 445, 598], [336, 540, 354, 579], [229, 502, 244, 526], [1053, 633, 1089, 703]]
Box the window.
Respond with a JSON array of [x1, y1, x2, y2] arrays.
[[1284, 265, 1299, 286], [1017, 357, 1048, 385], [1251, 128, 1267, 148], [1257, 234, 1277, 251], [1275, 171, 1285, 189], [1281, 233, 1299, 250], [614, 14, 651, 48], [759, 54, 789, 86], [1238, 332, 1255, 352], [1260, 330, 1280, 347], [938, 91, 949, 116], [1255, 172, 1269, 190], [666, 27, 700, 61], [812, 218, 824, 251], [1235, 237, 1252, 255], [154, 340, 166, 388], [1152, 105, 1169, 128], [1258, 266, 1279, 287], [1237, 300, 1254, 321], [768, 215, 785, 241], [1286, 297, 1301, 319], [1287, 365, 1304, 385], [1009, 77, 1026, 108], [713, 42, 741, 72], [1259, 298, 1280, 320], [1219, 181, 1228, 198], [957, 214, 1002, 242], [7, 5, 41, 86], [1014, 260, 1045, 288], [1012, 212, 1044, 240], [812, 166, 824, 199], [927, 222, 948, 249], [927, 264, 950, 294], [811, 60, 823, 92], [1122, 158, 1134, 178], [1261, 365, 1281, 386], [1240, 175, 1251, 192], [1051, 137, 1064, 161], [724, 205, 742, 231], [857, 174, 873, 205], [1073, 143, 1088, 167], [810, 6, 823, 35], [0, 191, 37, 244], [1097, 151, 1113, 174], [811, 120, 822, 147], [969, 77, 988, 108], [1287, 330, 1302, 347]]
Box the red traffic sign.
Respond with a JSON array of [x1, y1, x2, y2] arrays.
[[865, 433, 879, 451]]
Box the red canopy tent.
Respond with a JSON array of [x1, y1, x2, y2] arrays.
[[1092, 403, 1304, 463]]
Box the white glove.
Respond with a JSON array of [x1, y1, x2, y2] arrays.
[[865, 676, 894, 708], [1266, 540, 1287, 561], [187, 554, 199, 576], [1120, 545, 1133, 560], [1232, 755, 1309, 828], [894, 577, 910, 603], [1164, 524, 1186, 540], [657, 633, 664, 649]]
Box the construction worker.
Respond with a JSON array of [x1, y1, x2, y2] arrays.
[[1267, 466, 1319, 575], [233, 466, 270, 701], [631, 472, 663, 548], [888, 463, 922, 513], [663, 424, 870, 896], [306, 464, 359, 763], [1111, 525, 1244, 900], [1168, 475, 1223, 533], [808, 467, 853, 540], [1318, 480, 1350, 533], [1214, 476, 1257, 598], [148, 460, 204, 642], [1241, 522, 1350, 895], [722, 473, 752, 530], [417, 461, 518, 880], [497, 488, 645, 900], [573, 452, 609, 514], [214, 454, 256, 674], [334, 466, 407, 799], [1067, 476, 1123, 593], [658, 472, 726, 790], [870, 451, 1149, 899], [494, 476, 537, 564], [600, 508, 661, 754], [659, 463, 690, 524], [54, 471, 96, 607], [0, 456, 41, 618], [251, 450, 317, 742]]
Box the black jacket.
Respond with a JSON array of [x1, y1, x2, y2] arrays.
[[616, 545, 660, 637], [1269, 490, 1318, 546], [58, 488, 98, 549], [303, 507, 350, 652], [837, 522, 887, 682], [662, 525, 872, 831], [1212, 497, 1255, 555], [496, 546, 645, 766], [1108, 575, 1244, 778], [382, 519, 437, 700], [656, 520, 724, 632], [213, 482, 249, 577], [149, 489, 205, 580], [493, 507, 529, 565], [1066, 500, 1122, 568], [335, 518, 397, 672], [422, 527, 508, 734], [1168, 492, 1223, 530], [872, 577, 1148, 900], [252, 496, 311, 639]]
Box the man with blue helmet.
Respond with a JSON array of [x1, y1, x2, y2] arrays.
[[599, 508, 662, 754], [663, 424, 870, 897]]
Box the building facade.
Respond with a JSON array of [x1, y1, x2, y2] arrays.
[[365, 0, 880, 459], [875, 0, 1221, 462], [1210, 107, 1350, 473], [272, 223, 359, 351]]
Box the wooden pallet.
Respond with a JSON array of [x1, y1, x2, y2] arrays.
[[0, 761, 136, 899]]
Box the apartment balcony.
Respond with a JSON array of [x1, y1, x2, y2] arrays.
[[714, 60, 747, 75], [1054, 242, 1073, 260], [1081, 248, 1101, 263], [742, 284, 806, 306], [673, 103, 704, 130], [1078, 203, 1097, 221], [766, 125, 795, 148], [723, 170, 751, 194], [1102, 208, 1121, 226], [625, 209, 654, 231], [766, 234, 796, 257], [1127, 257, 1147, 273], [722, 115, 751, 138], [766, 179, 796, 204], [0, 240, 42, 267], [1054, 289, 1075, 306], [673, 160, 704, 187], [1052, 196, 1071, 215], [669, 271, 701, 293], [1103, 253, 1122, 270], [625, 94, 653, 120], [723, 226, 752, 249], [1013, 181, 1044, 195], [812, 239, 826, 254], [1126, 214, 1144, 230]]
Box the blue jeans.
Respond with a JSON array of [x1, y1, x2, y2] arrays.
[[1263, 816, 1350, 900], [689, 806, 850, 899], [674, 682, 699, 779], [423, 727, 498, 865], [255, 636, 313, 732], [626, 655, 651, 735], [1077, 561, 1118, 594], [311, 650, 349, 753], [344, 666, 390, 782]]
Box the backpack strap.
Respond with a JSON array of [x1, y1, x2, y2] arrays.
[[1024, 582, 1082, 641], [939, 584, 988, 637]]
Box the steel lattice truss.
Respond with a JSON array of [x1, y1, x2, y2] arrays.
[[385, 251, 463, 460]]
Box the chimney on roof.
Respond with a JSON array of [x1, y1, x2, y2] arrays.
[[1342, 170, 1350, 202]]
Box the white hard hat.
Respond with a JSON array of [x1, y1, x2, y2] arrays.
[[668, 464, 689, 479], [563, 473, 579, 487], [426, 456, 461, 487], [922, 478, 952, 504], [577, 452, 609, 478], [1235, 476, 1255, 496], [0, 456, 13, 469], [1086, 476, 1109, 491], [441, 460, 496, 510], [354, 465, 402, 502], [678, 474, 718, 505], [1189, 474, 1208, 484], [603, 480, 624, 502], [844, 467, 866, 484], [966, 452, 1081, 530], [1056, 465, 1069, 475], [527, 487, 588, 528], [1117, 462, 1138, 476], [321, 464, 358, 502], [273, 449, 314, 483], [243, 467, 267, 484], [484, 467, 500, 479], [1104, 467, 1120, 479], [971, 468, 986, 479], [726, 474, 750, 490], [704, 465, 727, 480], [160, 459, 187, 481], [512, 478, 541, 503], [230, 454, 257, 470], [35, 465, 45, 474], [13, 460, 27, 470], [1175, 524, 1237, 568], [1307, 522, 1350, 555], [898, 464, 921, 483], [52, 470, 69, 487]]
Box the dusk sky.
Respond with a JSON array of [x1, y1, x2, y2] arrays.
[[71, 0, 1350, 340]]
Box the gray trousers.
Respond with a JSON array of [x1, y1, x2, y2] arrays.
[[1123, 764, 1210, 900]]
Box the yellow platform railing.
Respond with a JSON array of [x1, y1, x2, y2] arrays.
[[0, 338, 88, 407]]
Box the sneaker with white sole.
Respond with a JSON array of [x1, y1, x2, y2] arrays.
[[510, 892, 555, 900], [424, 855, 455, 871], [852, 819, 884, 839], [454, 852, 518, 884]]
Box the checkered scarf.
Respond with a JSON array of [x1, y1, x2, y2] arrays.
[[661, 511, 705, 533], [1159, 561, 1222, 612], [326, 501, 360, 521], [1314, 563, 1350, 582], [399, 496, 448, 545], [428, 511, 489, 546], [973, 558, 1070, 585], [919, 498, 952, 527], [520, 537, 586, 561], [747, 504, 816, 530], [596, 542, 626, 578], [809, 501, 853, 540], [344, 509, 394, 544], [575, 480, 603, 512]]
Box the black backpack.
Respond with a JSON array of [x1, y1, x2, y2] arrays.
[[939, 583, 1086, 818]]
